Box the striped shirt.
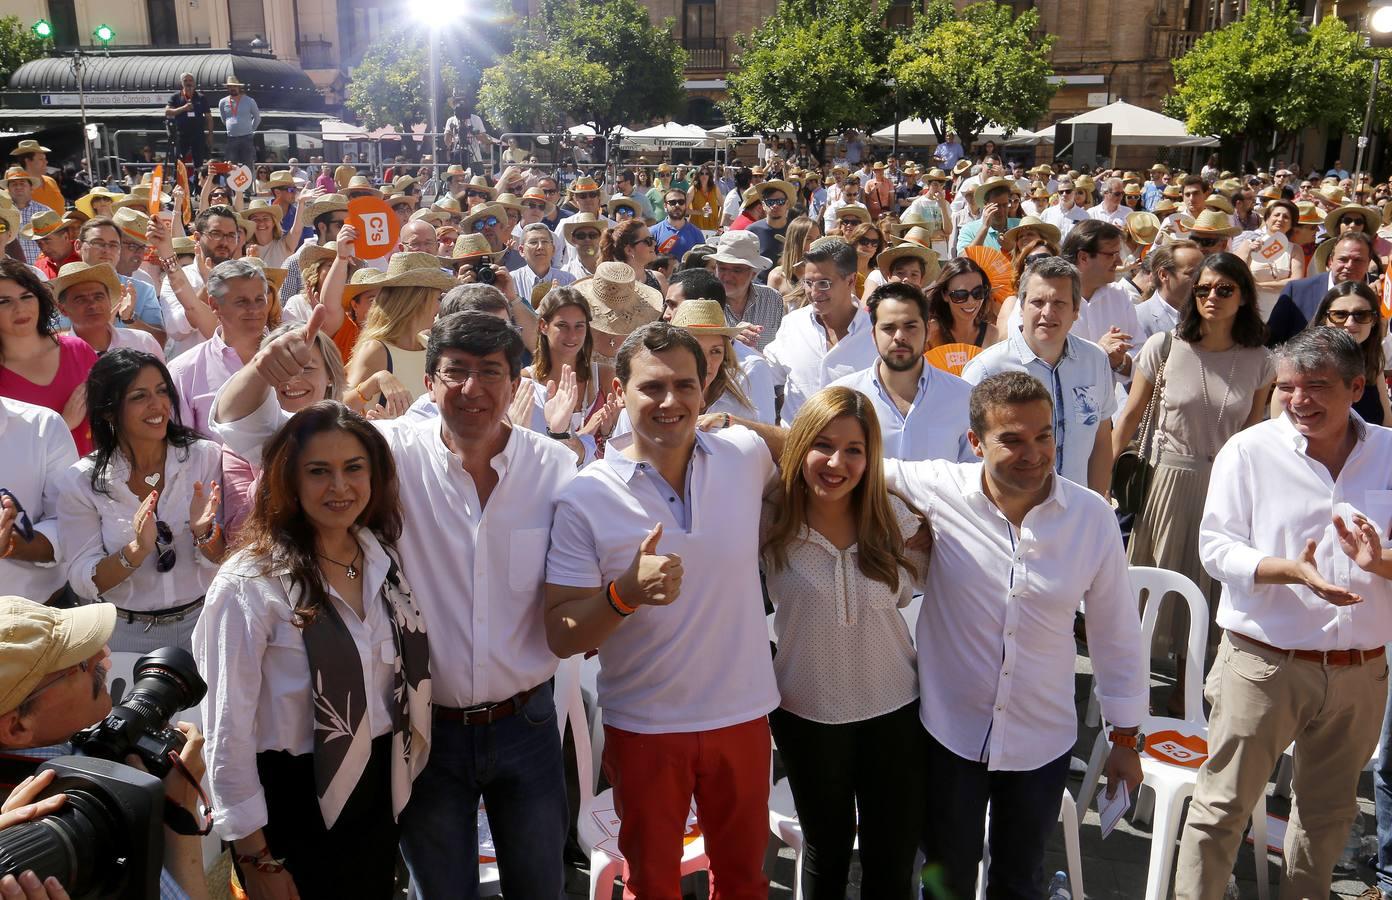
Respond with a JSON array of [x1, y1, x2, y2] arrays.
[[722, 283, 785, 351]]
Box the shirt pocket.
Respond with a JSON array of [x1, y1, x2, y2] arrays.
[[509, 527, 551, 593], [1361, 490, 1392, 541]]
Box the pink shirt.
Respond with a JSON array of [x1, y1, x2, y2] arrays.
[[220, 445, 258, 543], [0, 334, 97, 454], [167, 329, 246, 443]]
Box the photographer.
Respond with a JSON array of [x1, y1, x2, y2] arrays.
[[0, 597, 210, 900]]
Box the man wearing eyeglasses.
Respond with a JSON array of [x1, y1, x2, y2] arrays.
[[1040, 177, 1091, 242], [651, 189, 704, 263], [1086, 177, 1130, 228], [1268, 232, 1374, 347], [463, 203, 524, 270], [963, 257, 1117, 494], [746, 180, 795, 279], [0, 598, 211, 900], [1059, 220, 1141, 389], [76, 217, 168, 350]]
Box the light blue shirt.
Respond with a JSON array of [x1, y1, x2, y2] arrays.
[[961, 329, 1116, 489], [54, 274, 163, 332], [955, 216, 1019, 255], [218, 93, 261, 137], [830, 362, 975, 462]]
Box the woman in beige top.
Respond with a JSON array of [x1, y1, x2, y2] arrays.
[[760, 385, 928, 900], [346, 253, 456, 404], [1112, 252, 1274, 716], [1235, 199, 1305, 321]]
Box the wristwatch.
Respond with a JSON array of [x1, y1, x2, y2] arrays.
[[545, 428, 572, 441], [1109, 728, 1146, 752]]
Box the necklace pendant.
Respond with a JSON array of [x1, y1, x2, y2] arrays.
[[346, 564, 359, 580]]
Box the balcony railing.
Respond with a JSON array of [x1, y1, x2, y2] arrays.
[[300, 39, 335, 69], [683, 37, 727, 71], [1166, 30, 1199, 57]]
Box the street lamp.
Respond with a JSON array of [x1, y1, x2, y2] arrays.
[[414, 5, 468, 190], [886, 76, 899, 158], [30, 19, 96, 185], [1355, 2, 1392, 179]]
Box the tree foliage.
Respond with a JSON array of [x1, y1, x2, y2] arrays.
[[482, 0, 686, 140], [0, 15, 49, 86], [345, 28, 462, 133], [888, 0, 1056, 149], [722, 0, 892, 160], [1165, 3, 1371, 158]]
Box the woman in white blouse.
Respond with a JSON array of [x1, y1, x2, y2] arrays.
[[58, 349, 224, 653], [759, 385, 929, 900], [194, 402, 430, 900]]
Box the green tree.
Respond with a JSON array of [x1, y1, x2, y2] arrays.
[[722, 0, 892, 161], [345, 27, 461, 135], [887, 0, 1056, 150], [1165, 3, 1369, 162], [0, 15, 49, 86], [478, 50, 610, 137]]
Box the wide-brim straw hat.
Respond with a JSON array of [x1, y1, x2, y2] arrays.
[[1295, 201, 1326, 225], [112, 208, 150, 245], [244, 200, 284, 239], [521, 186, 554, 216], [877, 243, 941, 281], [298, 241, 339, 271], [1152, 199, 1179, 216], [834, 204, 871, 225], [670, 298, 743, 337], [0, 205, 19, 238], [75, 187, 124, 218], [461, 202, 506, 234], [344, 267, 389, 301], [1310, 238, 1346, 273], [391, 174, 419, 194], [923, 168, 949, 183], [1204, 194, 1235, 215], [345, 175, 381, 197], [461, 175, 496, 200], [759, 180, 797, 201], [952, 159, 972, 176], [1125, 211, 1162, 245], [49, 261, 121, 300], [1323, 203, 1381, 235], [263, 170, 298, 190], [607, 196, 640, 218], [493, 193, 523, 216], [895, 226, 937, 250], [20, 209, 66, 241], [560, 212, 610, 244], [308, 193, 348, 220], [567, 176, 601, 198], [709, 230, 772, 271], [451, 233, 503, 262], [1000, 216, 1060, 255], [574, 262, 662, 336], [888, 208, 929, 235], [9, 140, 50, 158], [410, 208, 450, 227], [2, 166, 38, 188], [372, 251, 456, 292], [1188, 209, 1241, 237], [973, 177, 1015, 208]]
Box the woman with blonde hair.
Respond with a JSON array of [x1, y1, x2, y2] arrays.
[[346, 253, 456, 403], [760, 385, 928, 900], [767, 216, 821, 295]]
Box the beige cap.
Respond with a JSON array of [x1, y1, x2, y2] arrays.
[[0, 597, 115, 717]]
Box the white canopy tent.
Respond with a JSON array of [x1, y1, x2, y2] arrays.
[[621, 122, 716, 149], [1022, 100, 1219, 147], [869, 119, 1035, 147]]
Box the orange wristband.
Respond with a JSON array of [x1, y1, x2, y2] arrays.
[[607, 581, 636, 617]]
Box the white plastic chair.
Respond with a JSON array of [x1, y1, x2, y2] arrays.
[[553, 655, 713, 900], [974, 788, 1084, 900], [1075, 566, 1268, 900]]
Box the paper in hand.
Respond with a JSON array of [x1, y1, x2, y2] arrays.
[[1099, 780, 1131, 839]]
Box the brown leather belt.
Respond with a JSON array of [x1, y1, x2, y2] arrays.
[[433, 685, 542, 726], [1232, 632, 1386, 667]]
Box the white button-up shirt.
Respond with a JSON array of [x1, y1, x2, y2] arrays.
[[213, 391, 575, 707], [194, 533, 397, 840], [0, 398, 78, 604], [766, 304, 873, 426], [884, 460, 1147, 770], [1201, 412, 1392, 651], [1074, 283, 1143, 386], [1087, 203, 1130, 228], [830, 362, 974, 462]]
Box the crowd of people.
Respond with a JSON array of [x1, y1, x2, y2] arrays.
[[0, 129, 1392, 900]]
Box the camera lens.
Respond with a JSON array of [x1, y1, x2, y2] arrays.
[[0, 787, 123, 897], [477, 265, 496, 285], [124, 648, 206, 728]]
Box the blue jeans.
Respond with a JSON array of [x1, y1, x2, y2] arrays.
[[399, 683, 568, 899], [1376, 686, 1392, 896]]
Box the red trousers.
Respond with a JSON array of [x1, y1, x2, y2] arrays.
[[601, 717, 771, 900]]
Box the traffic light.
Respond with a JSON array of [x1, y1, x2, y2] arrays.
[[31, 19, 52, 40], [92, 24, 115, 47]]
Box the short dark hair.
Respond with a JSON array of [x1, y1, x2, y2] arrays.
[[1333, 230, 1375, 260], [969, 372, 1053, 437], [669, 268, 725, 305], [615, 321, 707, 387], [1182, 174, 1207, 192], [866, 281, 929, 324], [803, 237, 857, 278], [195, 204, 237, 232], [78, 216, 119, 243], [1061, 219, 1122, 263], [427, 310, 524, 378], [1175, 252, 1266, 347]]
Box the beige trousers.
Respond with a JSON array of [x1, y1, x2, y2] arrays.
[[1173, 633, 1387, 899]]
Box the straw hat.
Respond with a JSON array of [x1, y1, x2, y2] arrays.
[[952, 159, 972, 176], [973, 177, 1015, 208], [264, 170, 298, 191], [4, 166, 40, 189], [1317, 186, 1348, 207], [834, 204, 871, 225], [574, 262, 662, 336], [386, 193, 417, 213], [1323, 203, 1381, 234], [75, 187, 124, 218], [225, 75, 248, 88], [171, 236, 195, 255], [739, 186, 763, 210], [1123, 183, 1142, 198], [1204, 194, 1234, 215], [888, 208, 929, 236], [344, 267, 389, 301], [923, 168, 949, 183], [1295, 201, 1326, 225], [1125, 211, 1162, 245], [451, 233, 503, 261], [390, 174, 419, 194], [607, 196, 640, 218], [1257, 186, 1283, 202], [1188, 209, 1241, 237], [298, 241, 339, 271], [308, 193, 348, 220], [112, 208, 150, 245], [443, 164, 468, 178], [20, 209, 68, 241], [521, 186, 554, 215], [894, 226, 936, 250], [709, 230, 772, 271], [1027, 164, 1053, 177], [877, 243, 940, 281], [560, 212, 610, 244], [669, 298, 743, 337], [243, 199, 283, 239], [0, 205, 19, 238], [370, 251, 456, 292], [432, 195, 464, 217], [460, 175, 497, 200], [241, 256, 288, 296], [8, 140, 50, 158], [1151, 198, 1178, 217], [1162, 184, 1182, 200], [567, 176, 601, 198], [493, 193, 523, 216], [410, 208, 450, 227], [344, 175, 381, 198], [759, 180, 797, 201], [1150, 163, 1171, 174], [462, 202, 506, 234], [1000, 216, 1061, 255], [49, 261, 120, 300], [1309, 238, 1351, 273]]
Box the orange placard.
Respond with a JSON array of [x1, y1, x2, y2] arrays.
[[346, 196, 399, 261], [925, 342, 981, 376], [148, 164, 164, 215], [175, 160, 192, 226], [1143, 730, 1208, 768]]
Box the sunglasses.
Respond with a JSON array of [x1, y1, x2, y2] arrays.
[[522, 201, 547, 211], [571, 230, 601, 241], [615, 207, 636, 218], [947, 285, 987, 303], [465, 190, 491, 200], [472, 216, 500, 232], [1192, 283, 1237, 299], [635, 236, 657, 247], [1193, 235, 1225, 247], [1326, 308, 1375, 325], [763, 197, 787, 208], [154, 520, 176, 573], [666, 199, 687, 206], [0, 488, 33, 542], [574, 191, 600, 200], [856, 237, 881, 248], [1107, 191, 1124, 197], [542, 188, 560, 195]]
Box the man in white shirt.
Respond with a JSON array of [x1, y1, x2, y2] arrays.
[[963, 257, 1116, 493], [830, 281, 973, 461], [509, 222, 574, 302], [1176, 328, 1392, 899], [766, 238, 873, 425], [885, 370, 1145, 899], [1061, 219, 1140, 386], [1087, 177, 1131, 228], [544, 322, 783, 900], [1134, 241, 1201, 345], [1040, 179, 1091, 241], [0, 398, 77, 605], [212, 309, 575, 898]]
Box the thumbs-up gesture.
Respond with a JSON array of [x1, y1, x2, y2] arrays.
[[252, 304, 325, 386], [620, 523, 683, 607]]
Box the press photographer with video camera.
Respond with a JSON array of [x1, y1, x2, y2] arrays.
[[0, 598, 211, 900]]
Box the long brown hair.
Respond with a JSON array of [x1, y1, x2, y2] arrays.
[[238, 402, 402, 626], [777, 216, 820, 291], [925, 256, 990, 341], [600, 219, 649, 264], [532, 287, 593, 386], [761, 387, 917, 590], [1312, 280, 1385, 382]]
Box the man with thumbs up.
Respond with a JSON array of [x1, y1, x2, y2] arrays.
[[545, 320, 782, 900]]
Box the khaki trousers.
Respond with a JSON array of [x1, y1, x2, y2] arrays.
[[1174, 633, 1388, 899]]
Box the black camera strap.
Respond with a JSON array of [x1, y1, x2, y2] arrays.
[[161, 750, 213, 837]]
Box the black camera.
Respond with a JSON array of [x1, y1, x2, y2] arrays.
[[0, 648, 207, 898]]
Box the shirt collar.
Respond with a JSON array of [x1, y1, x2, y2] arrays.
[[871, 360, 930, 398], [430, 417, 517, 476], [606, 430, 712, 482], [1276, 405, 1368, 451], [1007, 325, 1074, 366], [965, 465, 1069, 512]]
